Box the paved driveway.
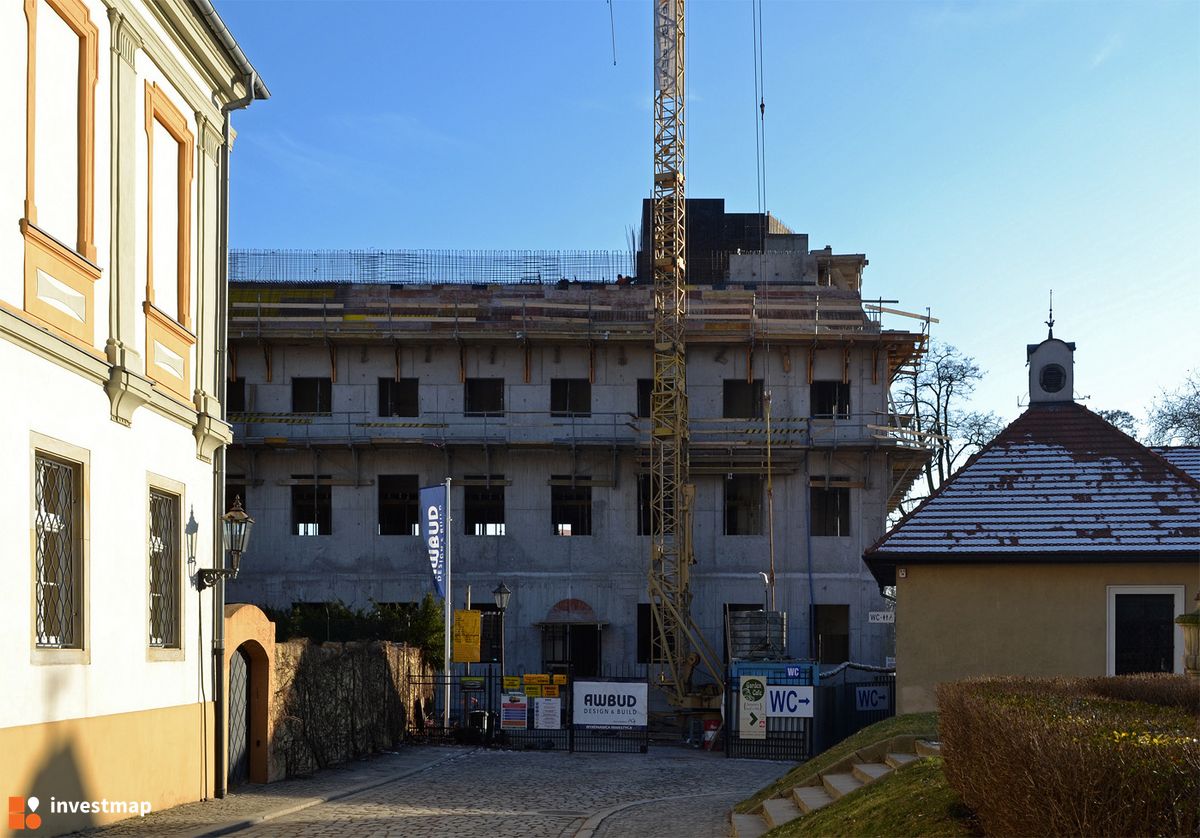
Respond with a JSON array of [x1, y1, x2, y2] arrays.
[[240, 747, 784, 837]]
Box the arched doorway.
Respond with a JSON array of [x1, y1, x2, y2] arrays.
[[536, 599, 607, 676], [224, 605, 277, 785], [228, 646, 251, 787]]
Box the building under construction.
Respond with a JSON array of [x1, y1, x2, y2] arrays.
[[222, 214, 931, 680]]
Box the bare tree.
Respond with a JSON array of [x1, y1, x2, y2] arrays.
[[895, 342, 1003, 512], [1095, 409, 1141, 439], [1147, 371, 1200, 446]]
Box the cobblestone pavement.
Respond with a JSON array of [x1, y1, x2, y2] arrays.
[[76, 746, 786, 838], [73, 747, 462, 837], [242, 747, 785, 838]]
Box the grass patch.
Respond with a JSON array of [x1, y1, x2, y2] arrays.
[[768, 757, 980, 837], [734, 712, 938, 814]]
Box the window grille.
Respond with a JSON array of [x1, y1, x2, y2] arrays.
[[35, 454, 80, 648], [149, 489, 180, 647]]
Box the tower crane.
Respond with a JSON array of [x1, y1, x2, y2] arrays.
[[648, 0, 723, 709]]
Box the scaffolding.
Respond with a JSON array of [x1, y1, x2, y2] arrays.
[[229, 249, 634, 286]]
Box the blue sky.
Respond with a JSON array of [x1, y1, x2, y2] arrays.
[[216, 0, 1199, 428]]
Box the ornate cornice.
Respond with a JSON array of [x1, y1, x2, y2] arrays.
[[108, 8, 141, 68], [197, 113, 223, 161]]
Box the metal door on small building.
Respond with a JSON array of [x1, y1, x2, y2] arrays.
[[228, 647, 251, 787], [1114, 594, 1176, 674]]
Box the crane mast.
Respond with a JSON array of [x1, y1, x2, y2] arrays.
[[649, 0, 721, 706]]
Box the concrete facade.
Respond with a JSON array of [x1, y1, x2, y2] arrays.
[[225, 243, 930, 681]]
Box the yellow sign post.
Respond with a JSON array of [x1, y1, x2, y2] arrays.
[[523, 673, 550, 685], [451, 609, 481, 663], [503, 676, 521, 691]]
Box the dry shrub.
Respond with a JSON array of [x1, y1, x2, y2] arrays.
[[1079, 673, 1200, 711], [937, 676, 1199, 838], [272, 640, 432, 778]]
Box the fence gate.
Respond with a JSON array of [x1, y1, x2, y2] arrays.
[[813, 674, 896, 754], [228, 647, 251, 786], [405, 669, 648, 753], [725, 662, 816, 761]]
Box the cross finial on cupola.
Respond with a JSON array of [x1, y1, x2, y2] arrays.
[[1045, 289, 1054, 339]]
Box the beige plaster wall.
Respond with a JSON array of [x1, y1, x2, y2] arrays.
[[0, 701, 213, 836], [895, 562, 1197, 714]]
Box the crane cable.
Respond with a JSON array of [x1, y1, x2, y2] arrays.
[[607, 0, 617, 66], [750, 0, 777, 612]]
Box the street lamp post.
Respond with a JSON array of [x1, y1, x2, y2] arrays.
[[195, 497, 255, 591], [493, 581, 512, 678], [190, 497, 255, 800]]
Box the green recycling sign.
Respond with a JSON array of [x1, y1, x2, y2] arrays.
[[739, 675, 767, 739]]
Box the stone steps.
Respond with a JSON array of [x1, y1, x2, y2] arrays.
[[791, 785, 834, 814], [730, 736, 938, 836], [730, 812, 769, 838], [915, 739, 942, 757], [761, 797, 803, 831]]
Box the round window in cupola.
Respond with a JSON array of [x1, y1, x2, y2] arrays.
[[1039, 363, 1067, 393]]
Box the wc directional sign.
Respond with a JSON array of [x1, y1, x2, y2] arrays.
[[767, 685, 815, 718], [856, 685, 891, 712]]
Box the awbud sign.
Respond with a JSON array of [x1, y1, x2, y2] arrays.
[[418, 484, 447, 598], [572, 681, 648, 728]]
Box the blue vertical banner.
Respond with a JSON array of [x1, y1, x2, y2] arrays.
[[419, 484, 447, 598]]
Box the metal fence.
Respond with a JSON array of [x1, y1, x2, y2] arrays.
[[812, 674, 896, 755], [725, 662, 816, 761], [404, 669, 647, 754], [229, 249, 634, 285]]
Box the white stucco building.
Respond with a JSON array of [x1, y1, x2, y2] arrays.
[[0, 1, 265, 832]]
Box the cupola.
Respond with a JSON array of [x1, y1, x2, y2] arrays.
[[1026, 297, 1075, 404]]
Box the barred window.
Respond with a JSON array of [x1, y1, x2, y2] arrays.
[[34, 453, 81, 648], [148, 489, 180, 648]]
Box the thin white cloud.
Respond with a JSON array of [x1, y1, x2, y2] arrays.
[[359, 112, 472, 152], [247, 130, 351, 180], [1090, 33, 1123, 70]]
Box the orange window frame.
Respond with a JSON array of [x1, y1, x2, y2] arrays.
[[21, 0, 100, 347], [143, 82, 196, 401]]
